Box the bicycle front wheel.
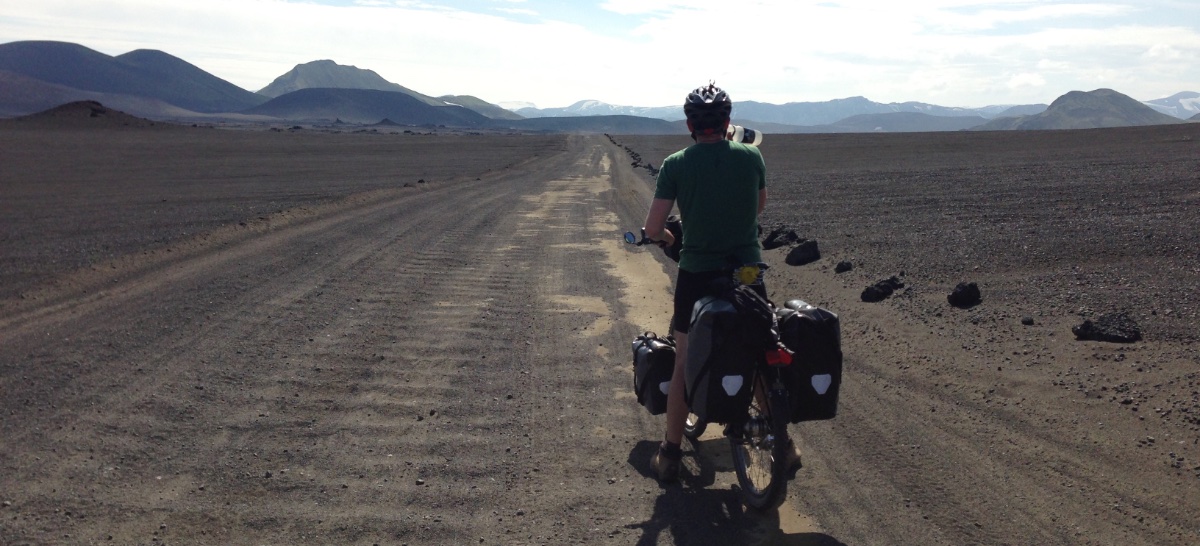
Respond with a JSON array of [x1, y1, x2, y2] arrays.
[[730, 381, 789, 511]]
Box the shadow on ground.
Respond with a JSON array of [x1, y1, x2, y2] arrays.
[[626, 440, 848, 546]]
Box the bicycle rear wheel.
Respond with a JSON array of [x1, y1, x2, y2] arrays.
[[730, 379, 789, 511]]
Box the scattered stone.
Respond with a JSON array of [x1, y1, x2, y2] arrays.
[[1072, 312, 1142, 343], [416, 478, 425, 485], [785, 240, 821, 266], [1021, 316, 1035, 326], [762, 227, 800, 250], [834, 261, 853, 273], [861, 276, 905, 302], [948, 282, 982, 308]]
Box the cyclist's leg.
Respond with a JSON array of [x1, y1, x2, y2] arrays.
[[662, 268, 712, 448], [664, 330, 689, 446]]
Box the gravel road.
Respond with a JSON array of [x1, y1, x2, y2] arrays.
[[2, 121, 1198, 545]]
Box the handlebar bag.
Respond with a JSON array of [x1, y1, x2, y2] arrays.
[[776, 301, 843, 422], [632, 332, 675, 415], [685, 296, 758, 424], [663, 215, 683, 263]]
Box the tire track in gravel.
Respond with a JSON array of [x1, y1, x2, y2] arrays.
[[1, 138, 587, 544]]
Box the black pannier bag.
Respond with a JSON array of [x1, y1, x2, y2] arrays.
[[685, 296, 758, 424], [776, 300, 843, 422], [632, 332, 675, 415]]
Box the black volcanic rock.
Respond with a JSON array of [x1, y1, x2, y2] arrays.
[[762, 227, 800, 250], [1072, 313, 1142, 343], [835, 261, 853, 273], [785, 240, 821, 266], [861, 276, 904, 302], [948, 282, 982, 308]]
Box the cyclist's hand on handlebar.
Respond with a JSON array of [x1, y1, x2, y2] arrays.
[[647, 228, 675, 250]]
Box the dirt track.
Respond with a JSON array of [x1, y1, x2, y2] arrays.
[[2, 122, 1199, 545]]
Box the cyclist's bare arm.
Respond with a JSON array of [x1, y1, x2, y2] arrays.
[[758, 188, 767, 216]]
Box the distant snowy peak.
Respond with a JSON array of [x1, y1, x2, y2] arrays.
[[514, 100, 680, 120], [498, 101, 537, 111], [1143, 91, 1200, 119], [571, 100, 607, 110]]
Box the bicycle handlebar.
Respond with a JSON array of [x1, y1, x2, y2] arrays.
[[623, 229, 659, 247]]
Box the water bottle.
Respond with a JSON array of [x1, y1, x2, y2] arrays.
[[726, 124, 763, 146]]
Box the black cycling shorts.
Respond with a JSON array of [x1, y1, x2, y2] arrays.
[[672, 269, 768, 334]]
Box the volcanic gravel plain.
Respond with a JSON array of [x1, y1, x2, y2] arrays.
[[1, 109, 1199, 545]]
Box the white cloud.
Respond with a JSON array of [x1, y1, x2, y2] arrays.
[[1007, 72, 1047, 90]]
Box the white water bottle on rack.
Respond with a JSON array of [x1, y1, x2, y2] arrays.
[[726, 124, 763, 146]]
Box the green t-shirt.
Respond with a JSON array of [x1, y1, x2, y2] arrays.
[[654, 140, 766, 272]]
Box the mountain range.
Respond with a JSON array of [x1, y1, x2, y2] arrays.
[[1, 40, 1194, 133]]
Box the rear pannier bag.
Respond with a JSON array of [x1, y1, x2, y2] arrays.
[[776, 300, 843, 422], [686, 296, 758, 424], [632, 332, 675, 415]]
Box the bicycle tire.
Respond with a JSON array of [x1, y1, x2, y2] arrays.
[[683, 412, 707, 439], [730, 378, 789, 511]]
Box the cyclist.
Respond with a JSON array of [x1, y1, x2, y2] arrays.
[[641, 82, 800, 482]]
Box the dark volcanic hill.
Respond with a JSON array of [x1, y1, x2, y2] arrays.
[[974, 89, 1181, 130], [257, 60, 437, 103], [0, 69, 95, 116], [258, 59, 519, 120], [243, 87, 491, 126], [0, 41, 265, 113], [0, 69, 206, 119], [7, 100, 162, 128]]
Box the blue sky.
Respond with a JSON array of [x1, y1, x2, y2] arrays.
[[1, 0, 1197, 108]]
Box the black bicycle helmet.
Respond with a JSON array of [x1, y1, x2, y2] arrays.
[[684, 82, 732, 134]]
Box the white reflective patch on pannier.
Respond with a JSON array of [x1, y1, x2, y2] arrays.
[[658, 381, 670, 395], [812, 374, 832, 395], [721, 375, 744, 396]]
